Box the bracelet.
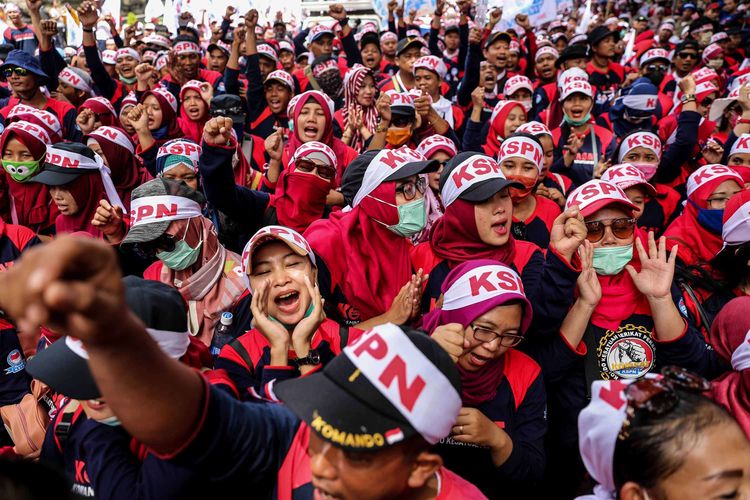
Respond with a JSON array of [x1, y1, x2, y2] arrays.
[[82, 27, 94, 32], [375, 122, 389, 133]]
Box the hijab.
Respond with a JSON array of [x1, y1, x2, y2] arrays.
[[343, 65, 379, 152], [54, 171, 106, 237], [177, 80, 210, 144], [483, 101, 526, 159], [141, 88, 181, 144], [79, 97, 118, 128]]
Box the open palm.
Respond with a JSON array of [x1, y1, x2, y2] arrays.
[[626, 232, 677, 300]]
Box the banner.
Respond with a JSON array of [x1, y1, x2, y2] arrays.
[[372, 0, 435, 26], [492, 0, 557, 32], [101, 0, 121, 27], [64, 3, 82, 48], [144, 0, 164, 22]]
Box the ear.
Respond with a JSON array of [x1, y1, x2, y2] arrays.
[[406, 450, 442, 489], [619, 481, 652, 500]]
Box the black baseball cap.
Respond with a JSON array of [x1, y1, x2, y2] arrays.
[[484, 31, 512, 49], [439, 151, 522, 203], [588, 26, 619, 47], [360, 31, 381, 51], [30, 143, 99, 186], [341, 149, 438, 207], [396, 36, 424, 56], [555, 43, 589, 68], [675, 38, 700, 53], [275, 324, 462, 451], [210, 94, 246, 125], [26, 277, 190, 400]]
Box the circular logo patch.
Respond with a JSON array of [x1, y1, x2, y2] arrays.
[[597, 323, 655, 380]]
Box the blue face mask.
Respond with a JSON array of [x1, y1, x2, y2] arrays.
[[592, 244, 633, 276], [696, 207, 724, 234], [563, 113, 592, 127]]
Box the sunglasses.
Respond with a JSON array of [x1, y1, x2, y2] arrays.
[[2, 67, 28, 78], [133, 232, 177, 258], [676, 51, 698, 60], [395, 177, 427, 201], [584, 217, 636, 243], [470, 324, 525, 348], [618, 366, 711, 441], [645, 64, 668, 72], [295, 159, 335, 180]]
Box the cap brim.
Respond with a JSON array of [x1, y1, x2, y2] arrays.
[[121, 219, 171, 246], [709, 97, 735, 122], [618, 180, 657, 198], [459, 178, 523, 202], [29, 168, 83, 186], [397, 39, 424, 55], [26, 340, 101, 400], [578, 198, 637, 218], [275, 370, 417, 451], [385, 159, 439, 181]]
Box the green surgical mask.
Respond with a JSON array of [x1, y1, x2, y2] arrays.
[[119, 74, 137, 85], [2, 159, 40, 182], [157, 222, 203, 271], [592, 244, 633, 276], [388, 197, 427, 237], [270, 302, 315, 330], [563, 112, 591, 127]]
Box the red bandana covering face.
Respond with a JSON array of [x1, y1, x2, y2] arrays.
[[304, 181, 411, 321], [483, 101, 526, 159], [430, 199, 516, 269], [54, 171, 106, 237], [708, 296, 750, 439]]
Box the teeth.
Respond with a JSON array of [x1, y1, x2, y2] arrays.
[[279, 292, 296, 300]]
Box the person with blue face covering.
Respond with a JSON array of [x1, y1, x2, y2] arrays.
[[664, 164, 744, 272], [606, 79, 663, 137]]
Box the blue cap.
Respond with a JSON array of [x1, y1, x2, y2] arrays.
[[683, 3, 697, 10], [0, 49, 48, 83]]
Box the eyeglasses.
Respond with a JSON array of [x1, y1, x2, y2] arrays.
[[676, 51, 698, 60], [395, 176, 427, 201], [2, 67, 28, 78], [295, 159, 335, 180], [470, 323, 525, 348], [706, 196, 733, 209], [645, 64, 668, 72], [584, 217, 636, 243], [618, 366, 710, 441]]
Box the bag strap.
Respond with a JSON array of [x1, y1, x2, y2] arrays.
[[228, 338, 254, 375], [304, 66, 321, 91], [678, 278, 712, 333], [54, 400, 80, 450], [582, 323, 600, 400], [240, 133, 254, 165]]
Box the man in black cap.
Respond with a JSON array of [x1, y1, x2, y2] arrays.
[[665, 39, 701, 96], [0, 236, 485, 499], [379, 36, 424, 93], [586, 26, 625, 106]]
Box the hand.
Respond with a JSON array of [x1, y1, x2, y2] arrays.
[[127, 104, 149, 132], [488, 8, 502, 26], [457, 0, 472, 15], [626, 232, 677, 301], [395, 0, 404, 19], [471, 86, 485, 109], [91, 200, 125, 242], [0, 236, 127, 341], [515, 13, 531, 30], [290, 275, 326, 356], [702, 139, 724, 164], [376, 92, 392, 123], [250, 279, 291, 351], [468, 26, 483, 45], [198, 81, 213, 104], [452, 407, 507, 450], [178, 11, 194, 25], [576, 240, 601, 307], [622, 71, 639, 88], [103, 14, 116, 33], [77, 1, 99, 29], [25, 0, 42, 15], [434, 0, 445, 16], [76, 108, 97, 134], [135, 63, 156, 84], [387, 0, 398, 14], [244, 9, 258, 31], [431, 323, 469, 363], [233, 25, 246, 47], [408, 8, 417, 23], [593, 158, 611, 179], [203, 117, 234, 146], [275, 10, 284, 21], [347, 106, 362, 133], [40, 20, 58, 38], [386, 269, 428, 324], [549, 206, 587, 264], [414, 92, 432, 118], [737, 84, 750, 113], [224, 6, 237, 19], [564, 133, 584, 156], [678, 74, 696, 95], [264, 129, 284, 160], [328, 4, 347, 22]]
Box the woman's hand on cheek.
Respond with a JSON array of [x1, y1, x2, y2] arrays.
[[250, 279, 290, 363], [291, 275, 326, 358]]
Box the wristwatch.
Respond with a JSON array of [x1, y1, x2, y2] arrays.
[[295, 349, 321, 367], [376, 121, 389, 133], [681, 94, 696, 105]]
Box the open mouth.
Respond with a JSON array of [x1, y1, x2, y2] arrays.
[[314, 487, 342, 500], [87, 399, 106, 410], [492, 219, 508, 236], [303, 125, 319, 139], [274, 290, 300, 314], [468, 351, 491, 368]]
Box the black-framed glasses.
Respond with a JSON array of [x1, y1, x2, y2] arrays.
[[618, 366, 710, 441], [395, 176, 427, 201], [470, 323, 525, 348], [585, 217, 636, 243], [676, 51, 698, 60], [295, 159, 335, 180], [2, 67, 28, 78]]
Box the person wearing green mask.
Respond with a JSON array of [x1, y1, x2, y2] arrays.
[[214, 225, 360, 401], [0, 121, 57, 236], [551, 79, 616, 186], [304, 148, 439, 329], [121, 178, 247, 347]]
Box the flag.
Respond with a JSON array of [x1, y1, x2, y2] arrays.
[[144, 0, 164, 23], [101, 0, 121, 28], [64, 3, 82, 47]]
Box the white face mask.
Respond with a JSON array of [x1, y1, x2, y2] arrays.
[[707, 59, 723, 69], [521, 99, 533, 112]]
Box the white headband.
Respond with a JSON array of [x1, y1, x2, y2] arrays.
[[617, 132, 662, 163], [352, 147, 426, 207], [44, 146, 123, 209], [129, 195, 202, 227], [441, 155, 505, 207], [88, 126, 135, 154], [686, 164, 743, 198], [58, 68, 93, 94], [442, 264, 525, 311], [498, 135, 544, 172], [730, 134, 750, 158], [731, 329, 750, 371]]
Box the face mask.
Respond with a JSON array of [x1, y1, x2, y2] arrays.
[[645, 70, 665, 87], [388, 197, 427, 237], [563, 112, 591, 127], [507, 174, 537, 203], [156, 220, 203, 271], [386, 127, 412, 147], [2, 159, 40, 182], [520, 99, 532, 112], [592, 244, 633, 275], [97, 415, 122, 427], [631, 162, 658, 181], [707, 59, 723, 70], [119, 74, 137, 85], [288, 119, 294, 132], [696, 206, 724, 234]]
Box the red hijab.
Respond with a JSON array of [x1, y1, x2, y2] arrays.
[[282, 91, 357, 186], [79, 97, 118, 128], [177, 81, 210, 144], [483, 101, 526, 159], [87, 126, 149, 211], [0, 124, 57, 232], [664, 167, 743, 268], [141, 89, 182, 144], [708, 296, 750, 439], [430, 199, 516, 269], [304, 181, 412, 321], [54, 172, 105, 237]]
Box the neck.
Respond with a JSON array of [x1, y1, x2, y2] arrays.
[[514, 195, 536, 220], [592, 54, 610, 70], [399, 473, 440, 500], [675, 68, 689, 78], [385, 54, 396, 63], [18, 89, 46, 107], [571, 122, 589, 133], [398, 70, 414, 86]]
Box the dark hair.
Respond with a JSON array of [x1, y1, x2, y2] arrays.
[[711, 241, 750, 289], [612, 390, 733, 491]]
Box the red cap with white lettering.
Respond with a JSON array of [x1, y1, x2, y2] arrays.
[[600, 164, 657, 197], [565, 179, 638, 217], [686, 164, 743, 201], [721, 189, 750, 248], [412, 55, 447, 79]]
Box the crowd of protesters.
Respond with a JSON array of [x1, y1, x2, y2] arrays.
[[0, 0, 748, 498]]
